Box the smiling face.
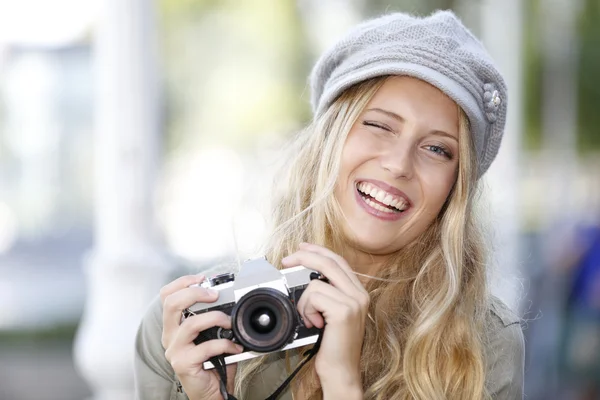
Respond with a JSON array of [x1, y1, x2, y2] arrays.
[[334, 76, 460, 264]]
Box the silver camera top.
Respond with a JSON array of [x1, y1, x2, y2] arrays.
[[187, 257, 316, 314]]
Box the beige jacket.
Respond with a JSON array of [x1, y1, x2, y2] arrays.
[[134, 295, 525, 400]]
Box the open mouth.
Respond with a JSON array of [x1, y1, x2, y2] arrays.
[[356, 181, 409, 214]]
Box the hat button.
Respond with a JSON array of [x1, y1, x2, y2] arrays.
[[491, 90, 501, 107]]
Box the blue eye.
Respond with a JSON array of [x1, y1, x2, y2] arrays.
[[427, 145, 452, 159]]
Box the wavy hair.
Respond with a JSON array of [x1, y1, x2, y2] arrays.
[[235, 76, 491, 400]]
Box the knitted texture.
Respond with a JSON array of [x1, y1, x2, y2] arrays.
[[309, 10, 507, 177]]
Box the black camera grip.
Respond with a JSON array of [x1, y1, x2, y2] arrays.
[[309, 272, 329, 283]]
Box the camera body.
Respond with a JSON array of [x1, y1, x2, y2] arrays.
[[183, 257, 323, 369]]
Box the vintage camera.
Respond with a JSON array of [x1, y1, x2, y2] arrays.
[[183, 257, 324, 369]]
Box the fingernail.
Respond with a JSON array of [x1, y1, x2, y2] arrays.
[[281, 256, 290, 263], [236, 344, 244, 352], [207, 288, 219, 296]]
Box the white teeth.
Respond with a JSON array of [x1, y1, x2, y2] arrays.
[[356, 182, 408, 211], [369, 188, 378, 200], [364, 197, 395, 213]]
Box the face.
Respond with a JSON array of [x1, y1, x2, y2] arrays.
[[334, 76, 460, 264]]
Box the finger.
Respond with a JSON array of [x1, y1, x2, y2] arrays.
[[169, 339, 243, 375], [299, 291, 342, 329], [296, 279, 347, 312], [298, 243, 365, 290], [174, 311, 232, 346], [282, 250, 357, 294], [162, 286, 219, 340], [188, 339, 244, 367], [160, 274, 205, 302], [303, 290, 363, 328], [297, 280, 347, 328], [299, 280, 361, 318]]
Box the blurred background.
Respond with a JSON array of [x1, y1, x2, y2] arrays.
[[0, 0, 599, 399]]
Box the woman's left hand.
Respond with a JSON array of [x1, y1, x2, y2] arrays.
[[282, 243, 369, 399]]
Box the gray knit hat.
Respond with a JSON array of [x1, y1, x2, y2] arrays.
[[310, 10, 507, 177]]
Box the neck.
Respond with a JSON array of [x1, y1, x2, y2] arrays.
[[341, 246, 389, 284]]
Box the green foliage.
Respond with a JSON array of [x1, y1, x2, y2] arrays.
[[519, 0, 600, 152], [157, 0, 312, 152], [0, 323, 79, 344], [523, 0, 543, 151], [577, 0, 600, 152]]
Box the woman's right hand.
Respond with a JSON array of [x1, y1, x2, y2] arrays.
[[160, 275, 243, 400]]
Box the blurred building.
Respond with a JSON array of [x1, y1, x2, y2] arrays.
[[0, 44, 93, 330], [0, 1, 599, 400]]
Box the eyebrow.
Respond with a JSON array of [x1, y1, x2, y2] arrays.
[[366, 107, 458, 142]]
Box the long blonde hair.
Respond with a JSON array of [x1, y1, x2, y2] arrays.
[[235, 76, 491, 400]]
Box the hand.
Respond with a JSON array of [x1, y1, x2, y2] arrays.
[[282, 243, 368, 398], [160, 275, 244, 400]]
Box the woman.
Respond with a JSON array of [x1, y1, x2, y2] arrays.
[[134, 10, 525, 400]]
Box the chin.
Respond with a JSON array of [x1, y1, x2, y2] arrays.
[[345, 231, 403, 256]]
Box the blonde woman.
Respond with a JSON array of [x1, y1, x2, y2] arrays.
[[134, 10, 525, 400]]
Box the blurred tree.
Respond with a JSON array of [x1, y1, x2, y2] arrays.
[[525, 0, 600, 153], [157, 0, 312, 151], [577, 0, 600, 152], [523, 0, 543, 151]]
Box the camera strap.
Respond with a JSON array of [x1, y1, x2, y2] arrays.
[[209, 353, 235, 400], [265, 328, 324, 400], [212, 328, 324, 400]]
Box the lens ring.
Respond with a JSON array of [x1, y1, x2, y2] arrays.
[[231, 287, 297, 352]]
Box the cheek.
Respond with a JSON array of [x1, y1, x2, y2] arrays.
[[421, 171, 456, 211], [341, 133, 366, 162], [338, 134, 370, 180]]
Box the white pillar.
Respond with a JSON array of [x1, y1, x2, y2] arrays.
[[479, 0, 524, 312], [73, 1, 172, 399]]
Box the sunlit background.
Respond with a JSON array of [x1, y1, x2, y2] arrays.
[[0, 0, 599, 399]]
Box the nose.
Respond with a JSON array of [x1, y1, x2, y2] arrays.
[[380, 141, 415, 180]]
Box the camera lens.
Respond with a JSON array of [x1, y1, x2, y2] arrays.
[[231, 287, 297, 353]]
